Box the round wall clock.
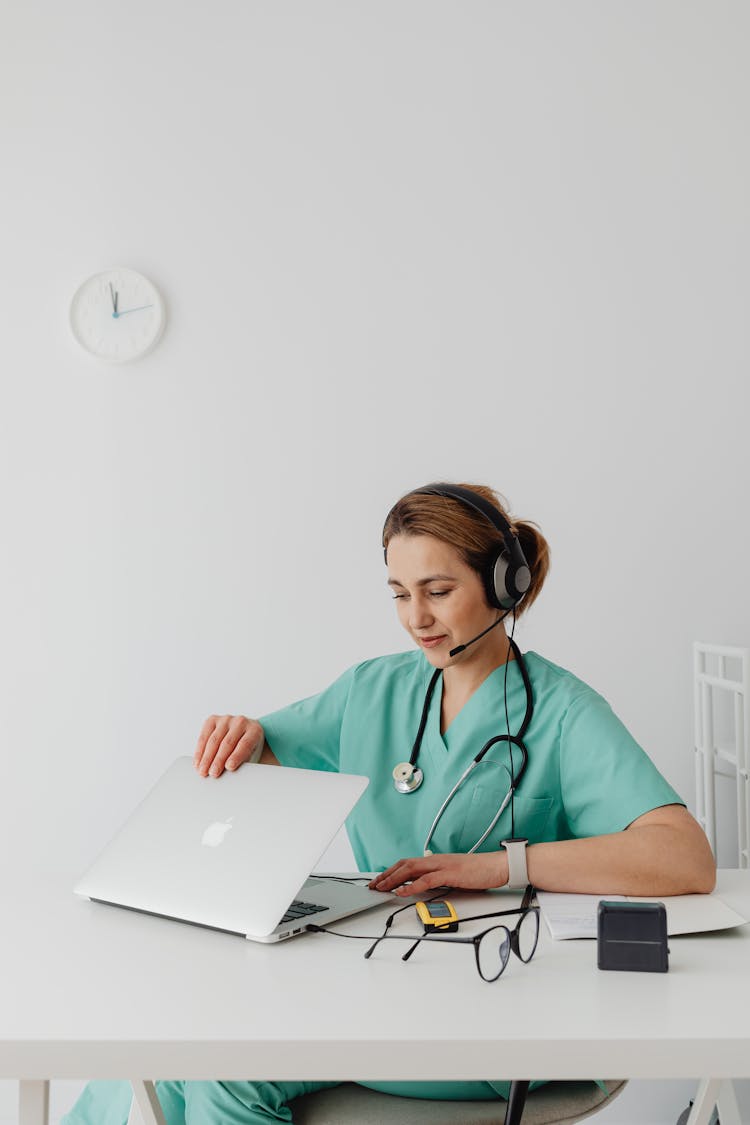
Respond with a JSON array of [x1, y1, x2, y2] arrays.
[[69, 267, 166, 363]]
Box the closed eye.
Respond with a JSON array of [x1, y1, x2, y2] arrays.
[[392, 590, 452, 600]]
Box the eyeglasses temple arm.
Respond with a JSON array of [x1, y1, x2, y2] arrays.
[[401, 938, 421, 962], [364, 920, 392, 959], [456, 885, 537, 927], [364, 899, 417, 958]]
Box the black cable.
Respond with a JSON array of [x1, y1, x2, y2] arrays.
[[505, 609, 517, 837], [308, 874, 372, 885], [306, 887, 537, 945], [313, 892, 449, 958], [306, 925, 383, 939], [409, 667, 442, 767]]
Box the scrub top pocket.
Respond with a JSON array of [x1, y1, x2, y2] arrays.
[[456, 790, 555, 853]]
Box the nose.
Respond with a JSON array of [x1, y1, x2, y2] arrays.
[[408, 594, 435, 632]]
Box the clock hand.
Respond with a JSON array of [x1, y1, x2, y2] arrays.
[[114, 303, 153, 317], [109, 283, 119, 316]]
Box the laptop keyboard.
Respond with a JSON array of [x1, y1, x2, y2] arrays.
[[280, 899, 328, 925]]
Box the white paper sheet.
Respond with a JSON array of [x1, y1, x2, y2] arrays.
[[537, 890, 748, 940]]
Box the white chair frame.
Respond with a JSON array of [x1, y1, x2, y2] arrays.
[[693, 641, 750, 867]]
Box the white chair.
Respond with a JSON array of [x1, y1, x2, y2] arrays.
[[693, 641, 750, 867], [291, 1077, 627, 1124]]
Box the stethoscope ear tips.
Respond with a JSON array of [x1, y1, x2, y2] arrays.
[[393, 762, 424, 793]]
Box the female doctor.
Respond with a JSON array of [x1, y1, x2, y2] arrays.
[[63, 481, 715, 1125]]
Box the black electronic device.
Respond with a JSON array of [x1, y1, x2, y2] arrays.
[[597, 900, 669, 973]]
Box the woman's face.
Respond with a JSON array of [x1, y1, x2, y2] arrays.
[[386, 533, 498, 668]]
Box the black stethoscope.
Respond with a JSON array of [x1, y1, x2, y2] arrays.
[[391, 637, 534, 856]]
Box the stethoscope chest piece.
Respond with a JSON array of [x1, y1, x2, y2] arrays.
[[392, 762, 424, 794]]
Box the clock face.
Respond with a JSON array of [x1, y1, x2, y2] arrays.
[[70, 268, 165, 363]]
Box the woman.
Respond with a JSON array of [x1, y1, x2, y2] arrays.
[[63, 481, 715, 1125]]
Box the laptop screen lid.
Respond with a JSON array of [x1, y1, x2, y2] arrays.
[[74, 758, 369, 938]]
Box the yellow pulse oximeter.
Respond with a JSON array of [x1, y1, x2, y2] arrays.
[[416, 899, 459, 933]]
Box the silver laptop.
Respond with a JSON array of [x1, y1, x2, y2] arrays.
[[74, 757, 394, 942]]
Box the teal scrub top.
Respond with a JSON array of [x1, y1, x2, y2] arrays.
[[260, 650, 683, 872]]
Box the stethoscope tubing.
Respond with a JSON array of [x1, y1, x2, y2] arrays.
[[404, 638, 533, 856], [422, 760, 514, 856]]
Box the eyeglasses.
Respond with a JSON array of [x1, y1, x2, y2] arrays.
[[401, 905, 539, 982], [357, 884, 540, 983]]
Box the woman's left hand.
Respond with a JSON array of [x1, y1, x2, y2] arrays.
[[369, 851, 508, 897]]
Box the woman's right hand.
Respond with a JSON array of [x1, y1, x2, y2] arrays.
[[193, 715, 266, 777]]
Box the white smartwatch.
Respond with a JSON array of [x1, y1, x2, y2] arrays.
[[501, 837, 529, 890]]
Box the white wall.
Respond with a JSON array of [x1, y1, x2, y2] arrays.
[[1, 2, 749, 1121]]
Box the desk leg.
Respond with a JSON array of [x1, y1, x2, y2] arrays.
[[127, 1080, 168, 1125], [19, 1080, 49, 1125], [685, 1079, 741, 1125]]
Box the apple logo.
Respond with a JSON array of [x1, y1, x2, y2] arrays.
[[201, 817, 234, 848]]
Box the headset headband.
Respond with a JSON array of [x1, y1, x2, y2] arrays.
[[414, 482, 516, 546]]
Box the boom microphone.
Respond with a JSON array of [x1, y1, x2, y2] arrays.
[[449, 613, 508, 658]]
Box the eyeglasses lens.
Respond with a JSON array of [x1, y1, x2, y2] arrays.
[[476, 926, 512, 981], [516, 909, 539, 962]]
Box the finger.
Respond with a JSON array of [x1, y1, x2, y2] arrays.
[[226, 729, 260, 770], [395, 869, 451, 897], [373, 850, 469, 892], [198, 718, 230, 776], [370, 860, 414, 888], [193, 716, 218, 766], [372, 858, 437, 892], [208, 717, 255, 776], [207, 733, 240, 776]]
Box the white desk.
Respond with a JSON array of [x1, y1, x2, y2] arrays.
[[4, 868, 749, 1125]]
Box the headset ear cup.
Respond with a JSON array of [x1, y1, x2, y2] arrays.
[[492, 554, 514, 609], [494, 539, 532, 609], [493, 554, 530, 609]]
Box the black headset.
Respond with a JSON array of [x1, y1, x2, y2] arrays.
[[383, 482, 532, 611]]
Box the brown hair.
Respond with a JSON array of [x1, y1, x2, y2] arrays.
[[382, 482, 550, 617]]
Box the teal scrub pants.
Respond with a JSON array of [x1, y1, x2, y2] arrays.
[[61, 1078, 520, 1123]]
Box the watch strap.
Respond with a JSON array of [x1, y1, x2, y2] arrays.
[[502, 837, 529, 889]]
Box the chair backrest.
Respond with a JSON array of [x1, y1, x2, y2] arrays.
[[291, 1078, 627, 1124], [693, 641, 750, 867]]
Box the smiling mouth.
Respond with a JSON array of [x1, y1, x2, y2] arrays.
[[417, 635, 447, 647]]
